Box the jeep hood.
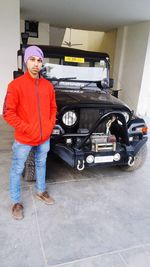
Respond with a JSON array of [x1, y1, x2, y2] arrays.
[[56, 90, 131, 111]]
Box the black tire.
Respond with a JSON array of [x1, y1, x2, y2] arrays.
[[23, 149, 36, 181], [121, 144, 147, 172]]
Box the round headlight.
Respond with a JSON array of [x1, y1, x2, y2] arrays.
[[62, 111, 77, 126], [122, 112, 130, 122]]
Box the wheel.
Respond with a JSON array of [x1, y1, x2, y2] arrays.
[[23, 148, 36, 181], [121, 144, 147, 172]]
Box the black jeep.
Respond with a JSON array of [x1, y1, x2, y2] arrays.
[[15, 45, 148, 180]]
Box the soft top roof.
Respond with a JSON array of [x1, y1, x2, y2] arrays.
[[19, 44, 109, 61]]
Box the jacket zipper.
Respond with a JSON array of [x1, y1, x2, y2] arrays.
[[36, 79, 43, 140]]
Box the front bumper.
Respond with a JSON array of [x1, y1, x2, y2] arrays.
[[51, 110, 148, 170], [51, 136, 147, 170]]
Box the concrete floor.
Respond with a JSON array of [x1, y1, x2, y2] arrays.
[[0, 117, 150, 267]]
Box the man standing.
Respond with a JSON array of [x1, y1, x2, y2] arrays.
[[3, 46, 57, 220]]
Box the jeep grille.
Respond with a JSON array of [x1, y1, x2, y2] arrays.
[[79, 108, 106, 132]]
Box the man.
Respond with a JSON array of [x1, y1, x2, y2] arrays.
[[3, 45, 57, 220]]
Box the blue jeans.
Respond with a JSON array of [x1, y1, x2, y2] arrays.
[[10, 139, 50, 204]]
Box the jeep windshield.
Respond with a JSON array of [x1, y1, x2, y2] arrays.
[[17, 45, 110, 89], [41, 61, 108, 90]]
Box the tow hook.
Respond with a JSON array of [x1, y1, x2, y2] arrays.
[[77, 160, 85, 171], [128, 156, 135, 166]]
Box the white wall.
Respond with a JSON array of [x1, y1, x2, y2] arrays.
[[0, 1, 20, 114], [113, 22, 150, 114]]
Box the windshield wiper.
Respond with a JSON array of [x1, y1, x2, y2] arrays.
[[80, 81, 96, 89], [57, 77, 77, 81], [52, 77, 77, 85]]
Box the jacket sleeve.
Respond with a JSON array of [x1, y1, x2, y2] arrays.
[[49, 84, 57, 130], [3, 83, 30, 133]]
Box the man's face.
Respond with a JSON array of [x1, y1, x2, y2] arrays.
[[26, 56, 43, 77]]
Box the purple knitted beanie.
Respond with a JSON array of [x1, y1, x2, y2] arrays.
[[24, 45, 44, 64]]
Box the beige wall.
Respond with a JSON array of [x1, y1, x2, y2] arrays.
[[62, 28, 89, 50], [20, 20, 50, 45], [137, 30, 150, 117], [62, 28, 117, 74], [113, 22, 150, 115], [19, 24, 116, 75], [50, 26, 66, 46], [99, 31, 117, 76], [0, 0, 20, 114]]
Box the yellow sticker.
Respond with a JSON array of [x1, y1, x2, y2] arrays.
[[64, 56, 85, 63]]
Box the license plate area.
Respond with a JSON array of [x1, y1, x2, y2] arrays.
[[94, 155, 114, 163]]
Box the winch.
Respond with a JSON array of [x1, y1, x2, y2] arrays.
[[91, 133, 116, 152]]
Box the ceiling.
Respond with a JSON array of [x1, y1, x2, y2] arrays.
[[20, 0, 150, 31]]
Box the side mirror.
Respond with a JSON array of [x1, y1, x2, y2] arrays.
[[13, 70, 24, 79], [96, 78, 114, 90], [109, 78, 114, 88]]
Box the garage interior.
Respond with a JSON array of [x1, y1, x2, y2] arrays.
[[0, 1, 150, 267]]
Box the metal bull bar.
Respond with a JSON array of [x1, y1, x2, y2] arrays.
[[76, 111, 130, 150]]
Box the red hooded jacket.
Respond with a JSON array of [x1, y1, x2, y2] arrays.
[[3, 71, 57, 146]]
